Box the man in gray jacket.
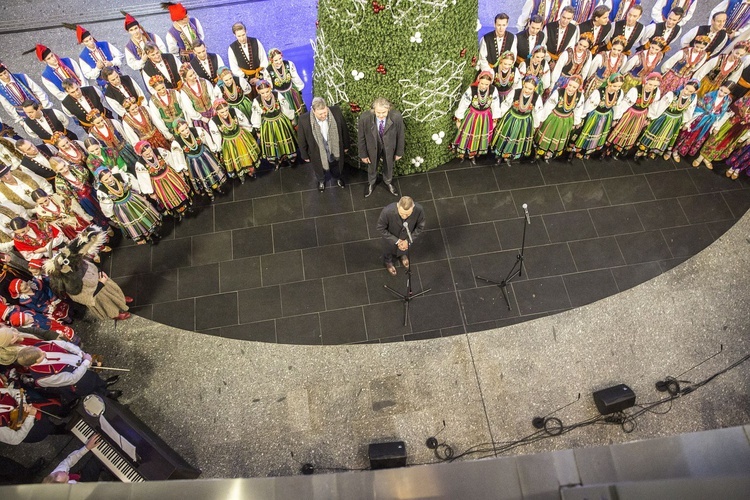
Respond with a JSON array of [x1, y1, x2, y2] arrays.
[[298, 97, 350, 192], [358, 97, 404, 198]]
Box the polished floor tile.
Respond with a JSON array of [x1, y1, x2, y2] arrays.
[[109, 144, 743, 344]]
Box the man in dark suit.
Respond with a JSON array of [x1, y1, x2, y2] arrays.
[[578, 4, 614, 54], [358, 97, 404, 198], [376, 196, 425, 276], [298, 97, 351, 192]]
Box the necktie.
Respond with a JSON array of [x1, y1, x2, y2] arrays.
[[378, 119, 384, 137]]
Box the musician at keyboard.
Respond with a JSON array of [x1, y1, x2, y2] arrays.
[[42, 433, 110, 483], [15, 340, 121, 404]]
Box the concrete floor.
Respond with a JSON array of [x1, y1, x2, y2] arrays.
[[1, 0, 748, 481]]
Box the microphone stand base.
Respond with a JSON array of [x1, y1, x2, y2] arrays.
[[384, 285, 432, 327]]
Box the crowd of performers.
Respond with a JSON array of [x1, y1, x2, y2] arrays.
[[454, 2, 750, 180], [1, 0, 750, 482], [0, 3, 306, 252], [0, 2, 309, 480]]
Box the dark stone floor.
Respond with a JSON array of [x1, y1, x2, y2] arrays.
[[102, 154, 750, 344]]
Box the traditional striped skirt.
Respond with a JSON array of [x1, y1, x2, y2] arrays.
[[491, 109, 534, 159], [113, 190, 162, 242], [220, 128, 260, 177], [150, 167, 192, 215], [608, 107, 648, 152], [452, 107, 494, 157], [185, 146, 228, 194], [259, 112, 298, 161], [571, 108, 613, 155], [637, 109, 683, 154], [279, 88, 307, 120], [535, 109, 575, 158]]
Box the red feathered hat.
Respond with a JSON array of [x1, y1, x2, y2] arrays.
[[76, 25, 91, 44], [124, 13, 139, 31], [28, 259, 44, 270], [35, 44, 52, 62], [166, 2, 188, 21], [9, 311, 28, 328], [8, 279, 23, 299]]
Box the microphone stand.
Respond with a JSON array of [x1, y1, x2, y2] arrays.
[[476, 203, 530, 311], [384, 223, 431, 326]]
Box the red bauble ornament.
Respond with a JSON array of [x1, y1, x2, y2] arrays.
[[349, 102, 361, 113], [460, 48, 467, 58], [376, 63, 386, 75], [470, 56, 477, 66]]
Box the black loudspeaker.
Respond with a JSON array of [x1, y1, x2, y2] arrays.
[[592, 384, 636, 415], [368, 441, 407, 469]]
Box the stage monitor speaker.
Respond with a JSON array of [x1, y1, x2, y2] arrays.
[[368, 441, 407, 470], [592, 384, 636, 415]]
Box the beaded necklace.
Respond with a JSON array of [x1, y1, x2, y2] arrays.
[[604, 52, 623, 76], [527, 59, 543, 77], [476, 87, 490, 107], [218, 110, 236, 133], [271, 62, 291, 87], [104, 176, 125, 197], [516, 92, 534, 112], [180, 130, 200, 150], [142, 152, 166, 174], [602, 88, 619, 108], [495, 67, 514, 90], [222, 80, 239, 101], [59, 143, 85, 165], [260, 92, 277, 112], [560, 90, 578, 112]]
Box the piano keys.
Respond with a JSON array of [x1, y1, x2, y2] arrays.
[[68, 395, 201, 481]]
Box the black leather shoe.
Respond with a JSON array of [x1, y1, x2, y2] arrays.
[[364, 184, 374, 198], [106, 390, 123, 400], [105, 375, 120, 387], [318, 181, 325, 192], [385, 183, 398, 196], [336, 178, 345, 188]]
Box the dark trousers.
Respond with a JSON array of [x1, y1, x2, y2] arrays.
[[382, 239, 409, 264], [313, 158, 342, 183], [367, 146, 393, 186]]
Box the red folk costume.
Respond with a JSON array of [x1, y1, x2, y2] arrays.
[[12, 220, 67, 262], [34, 194, 91, 240]]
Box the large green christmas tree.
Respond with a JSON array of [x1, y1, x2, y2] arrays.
[[313, 0, 480, 174]]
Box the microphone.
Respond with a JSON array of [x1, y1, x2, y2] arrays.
[[403, 221, 413, 244], [522, 203, 531, 225]]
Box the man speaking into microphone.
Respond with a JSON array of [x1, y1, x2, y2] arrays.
[[376, 196, 425, 276]]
